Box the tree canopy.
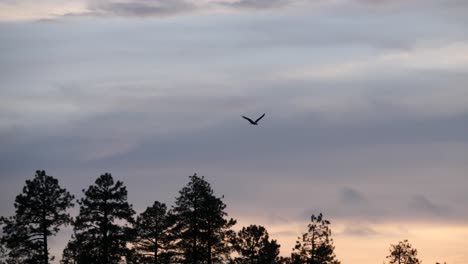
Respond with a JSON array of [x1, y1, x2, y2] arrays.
[[133, 201, 174, 264], [0, 170, 74, 264], [235, 225, 280, 264], [171, 173, 237, 264], [386, 239, 421, 264], [292, 213, 340, 264], [65, 173, 135, 264]]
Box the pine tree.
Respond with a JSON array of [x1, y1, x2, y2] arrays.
[[235, 225, 280, 264], [0, 170, 74, 264], [171, 173, 236, 264], [66, 173, 135, 264], [133, 201, 173, 264], [0, 240, 8, 264], [386, 240, 421, 264], [292, 213, 340, 264]]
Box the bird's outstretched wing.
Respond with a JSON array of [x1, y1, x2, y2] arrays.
[[255, 113, 266, 123], [242, 116, 255, 124]]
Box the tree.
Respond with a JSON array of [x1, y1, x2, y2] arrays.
[[260, 238, 280, 264], [385, 239, 421, 264], [292, 213, 340, 264], [0, 170, 74, 264], [60, 235, 80, 264], [133, 201, 173, 264], [234, 225, 280, 264], [65, 173, 135, 264], [0, 241, 8, 264], [171, 173, 237, 264], [277, 256, 293, 264]]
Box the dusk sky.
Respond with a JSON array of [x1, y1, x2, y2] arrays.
[[1, 0, 468, 263]]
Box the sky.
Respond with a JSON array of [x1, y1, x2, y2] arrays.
[[1, 0, 468, 263]]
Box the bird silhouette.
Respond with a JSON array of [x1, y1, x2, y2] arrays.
[[242, 113, 265, 125]]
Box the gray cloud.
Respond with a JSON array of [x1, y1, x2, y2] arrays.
[[339, 225, 379, 237], [87, 0, 195, 17], [221, 0, 293, 9], [340, 187, 367, 205], [408, 195, 450, 216]]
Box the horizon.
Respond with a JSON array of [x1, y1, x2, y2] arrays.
[[1, 0, 468, 263]]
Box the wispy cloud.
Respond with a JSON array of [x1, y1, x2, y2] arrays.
[[220, 0, 294, 9], [87, 0, 196, 17], [4, 0, 467, 20], [284, 42, 468, 81], [340, 187, 367, 205], [340, 225, 379, 237], [408, 195, 451, 216]]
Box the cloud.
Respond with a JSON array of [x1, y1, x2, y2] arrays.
[[284, 42, 468, 81], [1, 0, 468, 21], [340, 187, 367, 205], [408, 195, 450, 216], [340, 225, 379, 237], [220, 0, 294, 9], [87, 0, 195, 17], [0, 0, 86, 21], [61, 0, 300, 19], [354, 0, 408, 6]]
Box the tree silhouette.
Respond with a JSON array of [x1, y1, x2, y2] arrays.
[[0, 170, 74, 264], [64, 173, 135, 264], [292, 213, 340, 264], [385, 239, 421, 264], [234, 225, 280, 264], [0, 241, 8, 264], [171, 173, 237, 264], [133, 201, 174, 264], [60, 234, 82, 264], [277, 256, 293, 264]]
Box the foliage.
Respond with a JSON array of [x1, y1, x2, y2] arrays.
[[386, 239, 421, 264], [0, 170, 74, 264], [171, 173, 237, 264], [133, 201, 174, 264], [234, 225, 280, 264], [292, 213, 340, 264], [64, 173, 135, 264]]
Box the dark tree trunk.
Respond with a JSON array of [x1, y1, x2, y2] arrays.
[[42, 192, 49, 264], [102, 198, 109, 264], [207, 239, 212, 264], [43, 220, 48, 264], [193, 236, 198, 264], [154, 239, 158, 264]]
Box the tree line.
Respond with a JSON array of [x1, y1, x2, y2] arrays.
[[0, 170, 442, 264]]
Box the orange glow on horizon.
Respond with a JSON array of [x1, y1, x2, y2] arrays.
[[235, 216, 468, 264]]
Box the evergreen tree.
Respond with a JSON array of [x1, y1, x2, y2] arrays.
[[61, 233, 104, 264], [386, 240, 421, 264], [277, 256, 292, 264], [171, 173, 236, 264], [60, 235, 80, 264], [133, 201, 173, 264], [292, 213, 340, 264], [65, 173, 135, 264], [260, 238, 280, 264], [234, 225, 280, 264], [0, 170, 74, 264], [0, 240, 8, 264]]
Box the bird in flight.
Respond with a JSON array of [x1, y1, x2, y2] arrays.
[[242, 113, 266, 125]]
